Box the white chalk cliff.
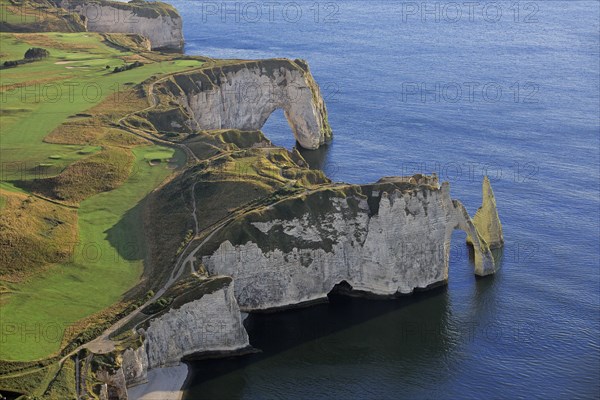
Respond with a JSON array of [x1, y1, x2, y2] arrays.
[[89, 53, 504, 397], [158, 59, 332, 149], [61, 0, 184, 50], [141, 279, 249, 369], [103, 176, 503, 399], [95, 278, 249, 398], [202, 176, 499, 311], [121, 346, 148, 387]]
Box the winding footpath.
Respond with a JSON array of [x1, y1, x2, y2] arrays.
[[61, 62, 324, 390], [58, 67, 204, 373]]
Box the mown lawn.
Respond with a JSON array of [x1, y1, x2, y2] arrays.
[[0, 32, 198, 360], [0, 145, 184, 360], [0, 32, 200, 181]]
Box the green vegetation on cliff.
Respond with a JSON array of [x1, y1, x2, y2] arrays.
[[0, 11, 337, 398], [0, 31, 200, 365], [0, 0, 181, 34], [0, 0, 87, 33], [0, 32, 200, 181], [1, 145, 183, 361]]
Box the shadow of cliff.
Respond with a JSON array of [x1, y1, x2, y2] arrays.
[[105, 197, 147, 263], [183, 287, 454, 399], [297, 141, 333, 172], [103, 196, 150, 300]]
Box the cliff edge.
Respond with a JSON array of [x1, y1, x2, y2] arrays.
[[138, 59, 333, 149], [60, 0, 184, 51], [200, 175, 498, 312]]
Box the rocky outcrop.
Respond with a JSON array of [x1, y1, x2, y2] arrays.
[[96, 367, 128, 400], [60, 0, 184, 50], [141, 277, 249, 368], [121, 346, 148, 387], [98, 383, 108, 400], [95, 277, 249, 399], [467, 176, 504, 249], [153, 59, 332, 149], [201, 176, 499, 311]]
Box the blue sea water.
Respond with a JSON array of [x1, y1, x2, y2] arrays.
[[163, 1, 599, 398]]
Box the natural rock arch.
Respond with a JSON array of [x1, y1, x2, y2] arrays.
[[201, 176, 502, 311], [170, 59, 332, 149]]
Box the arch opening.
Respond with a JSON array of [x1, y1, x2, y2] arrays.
[[260, 108, 297, 149], [447, 230, 477, 291], [327, 280, 354, 299]]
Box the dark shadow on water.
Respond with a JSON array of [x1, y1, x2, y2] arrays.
[[297, 142, 341, 182], [183, 287, 453, 400], [473, 247, 503, 315], [296, 142, 329, 170], [1, 390, 24, 400]]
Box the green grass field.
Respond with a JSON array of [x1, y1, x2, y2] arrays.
[[0, 32, 198, 361], [0, 145, 184, 360], [0, 32, 200, 181]]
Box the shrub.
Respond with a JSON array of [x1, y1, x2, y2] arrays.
[[24, 47, 50, 60], [3, 60, 20, 67], [112, 61, 144, 73], [2, 48, 51, 69]]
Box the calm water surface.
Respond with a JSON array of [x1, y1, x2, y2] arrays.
[[161, 1, 599, 398]]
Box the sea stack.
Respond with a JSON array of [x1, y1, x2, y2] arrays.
[[467, 176, 504, 249]]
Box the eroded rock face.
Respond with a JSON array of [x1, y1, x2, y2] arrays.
[[468, 176, 504, 249], [163, 59, 332, 149], [121, 346, 148, 387], [96, 368, 128, 400], [98, 383, 108, 400], [61, 0, 184, 50], [141, 279, 249, 368], [202, 177, 498, 311]]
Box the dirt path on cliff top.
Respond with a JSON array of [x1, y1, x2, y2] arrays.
[[61, 186, 201, 360], [116, 75, 199, 164], [58, 63, 332, 365], [77, 193, 269, 356], [70, 177, 333, 358], [56, 71, 203, 363]]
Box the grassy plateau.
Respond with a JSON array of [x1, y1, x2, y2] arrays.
[[0, 31, 198, 362], [0, 3, 335, 396]]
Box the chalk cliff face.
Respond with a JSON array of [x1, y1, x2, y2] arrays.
[[121, 346, 148, 387], [141, 278, 249, 369], [96, 278, 249, 399], [61, 0, 184, 50], [96, 368, 128, 400], [201, 176, 497, 311], [156, 59, 332, 149], [104, 173, 500, 397]]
